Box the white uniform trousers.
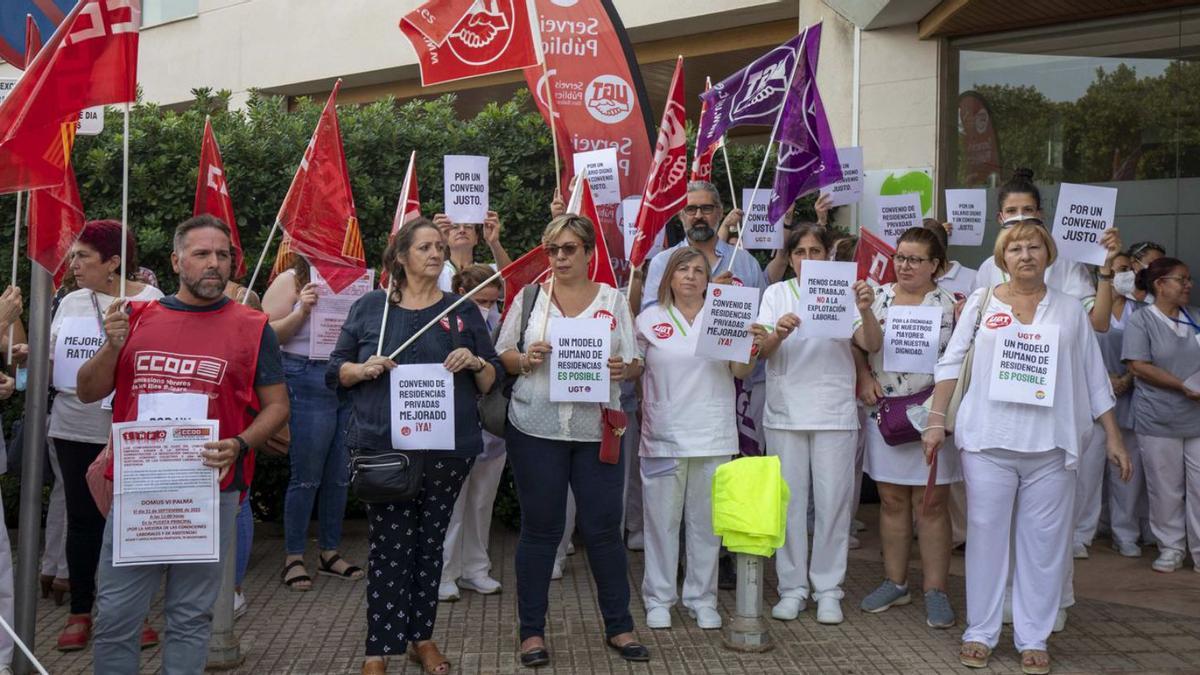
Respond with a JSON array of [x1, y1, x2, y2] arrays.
[[766, 428, 856, 601], [1139, 434, 1200, 559], [1072, 422, 1108, 547], [949, 482, 968, 546], [441, 451, 507, 583], [41, 438, 69, 578], [1105, 429, 1147, 545], [640, 456, 725, 611], [963, 449, 1075, 652]]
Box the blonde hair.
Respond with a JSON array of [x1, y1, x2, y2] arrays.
[[994, 221, 1057, 274], [541, 214, 596, 250], [658, 247, 712, 308]]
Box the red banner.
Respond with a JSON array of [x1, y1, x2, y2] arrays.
[[499, 244, 550, 321], [691, 77, 716, 183], [570, 178, 617, 288], [855, 227, 896, 285], [629, 56, 688, 268], [194, 118, 246, 278], [400, 0, 540, 87], [28, 124, 83, 280], [391, 151, 421, 235], [401, 0, 477, 45]]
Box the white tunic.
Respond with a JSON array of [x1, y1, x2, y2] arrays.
[[974, 257, 1096, 310], [755, 280, 858, 431], [635, 305, 737, 458], [934, 287, 1115, 468], [938, 261, 977, 302]]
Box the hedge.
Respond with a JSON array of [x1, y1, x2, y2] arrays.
[[0, 87, 820, 529]]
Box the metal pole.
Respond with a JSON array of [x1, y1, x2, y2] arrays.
[[205, 521, 242, 670], [722, 553, 772, 652], [13, 264, 51, 675]]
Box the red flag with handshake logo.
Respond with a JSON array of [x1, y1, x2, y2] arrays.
[[399, 0, 541, 86], [628, 57, 687, 268]]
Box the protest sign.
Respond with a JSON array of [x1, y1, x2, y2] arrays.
[[795, 260, 857, 339], [112, 420, 220, 566], [988, 324, 1060, 407], [549, 318, 610, 403], [883, 305, 942, 374], [0, 77, 102, 135], [1052, 183, 1117, 266], [945, 188, 987, 247], [309, 266, 374, 360], [741, 188, 783, 250], [389, 364, 456, 451], [695, 284, 759, 363], [443, 155, 489, 223], [572, 148, 622, 207], [620, 197, 662, 260], [52, 317, 104, 389], [875, 192, 923, 246], [821, 146, 863, 207]]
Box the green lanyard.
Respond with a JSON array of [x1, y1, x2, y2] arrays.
[[787, 278, 802, 301], [665, 306, 688, 337]]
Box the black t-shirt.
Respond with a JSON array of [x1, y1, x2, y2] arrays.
[[158, 295, 284, 387]]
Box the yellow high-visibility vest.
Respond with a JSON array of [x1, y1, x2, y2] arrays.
[[711, 456, 790, 557]]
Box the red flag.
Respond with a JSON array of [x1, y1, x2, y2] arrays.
[[19, 14, 42, 70], [391, 151, 421, 235], [194, 118, 247, 278], [568, 178, 617, 288], [690, 77, 717, 183], [401, 0, 478, 46], [0, 0, 140, 193], [855, 227, 896, 285], [399, 0, 540, 87], [28, 123, 84, 280], [499, 244, 550, 321], [629, 56, 688, 268], [275, 81, 366, 293]]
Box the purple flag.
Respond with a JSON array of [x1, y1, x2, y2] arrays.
[[695, 32, 803, 157], [767, 23, 842, 223]]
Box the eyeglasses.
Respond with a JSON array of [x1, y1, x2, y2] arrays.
[[545, 242, 584, 258], [682, 205, 718, 216], [892, 254, 931, 267], [1162, 276, 1194, 285]]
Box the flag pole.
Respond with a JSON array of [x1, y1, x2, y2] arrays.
[[119, 102, 131, 298], [8, 192, 22, 366], [542, 62, 562, 191], [386, 268, 504, 360], [376, 278, 394, 357], [243, 220, 281, 302], [720, 143, 738, 211], [538, 275, 554, 342]]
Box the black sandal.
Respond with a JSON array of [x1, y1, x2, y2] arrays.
[[318, 553, 364, 580], [605, 637, 650, 662], [281, 560, 311, 591], [519, 647, 549, 668]]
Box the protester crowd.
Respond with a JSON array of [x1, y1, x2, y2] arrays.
[[0, 168, 1194, 675]]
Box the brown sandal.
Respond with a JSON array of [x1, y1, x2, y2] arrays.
[[1021, 649, 1050, 675], [959, 641, 991, 669], [408, 640, 450, 675]]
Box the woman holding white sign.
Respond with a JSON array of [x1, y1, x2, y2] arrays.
[[853, 226, 959, 629], [1122, 257, 1200, 574], [635, 247, 752, 632], [922, 221, 1130, 674], [48, 220, 162, 652], [327, 219, 500, 675], [495, 214, 647, 667], [748, 224, 876, 626]]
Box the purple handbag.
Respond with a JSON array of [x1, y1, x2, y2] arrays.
[[876, 386, 935, 447]]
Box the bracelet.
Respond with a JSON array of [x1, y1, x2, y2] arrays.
[[924, 425, 945, 431], [928, 411, 946, 418], [475, 356, 486, 372]]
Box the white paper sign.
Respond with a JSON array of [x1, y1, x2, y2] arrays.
[[443, 155, 489, 223], [741, 188, 783, 250], [820, 146, 863, 207], [694, 284, 759, 363], [112, 420, 220, 566], [796, 260, 857, 339], [52, 317, 105, 390], [549, 318, 610, 402], [1052, 183, 1117, 266], [137, 392, 209, 422], [572, 148, 621, 206], [882, 305, 942, 375], [389, 364, 456, 450], [309, 266, 374, 360], [944, 188, 987, 247], [989, 324, 1060, 407], [875, 193, 923, 246]]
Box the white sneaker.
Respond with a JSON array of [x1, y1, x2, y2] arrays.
[[816, 597, 844, 625], [689, 606, 722, 630], [551, 561, 564, 580], [1072, 542, 1089, 559], [459, 575, 502, 595], [1053, 608, 1067, 633], [1112, 540, 1141, 558], [233, 591, 247, 620], [853, 518, 866, 533], [566, 541, 576, 556], [626, 531, 645, 551], [847, 535, 861, 550], [645, 606, 671, 629], [438, 580, 461, 602], [771, 597, 804, 621], [1152, 549, 1185, 573], [0, 665, 12, 675]]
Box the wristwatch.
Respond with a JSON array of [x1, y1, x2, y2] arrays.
[[234, 435, 250, 454]]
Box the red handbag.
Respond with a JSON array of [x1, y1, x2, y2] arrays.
[[599, 408, 627, 465]]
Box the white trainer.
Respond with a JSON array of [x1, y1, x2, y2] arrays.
[[626, 531, 645, 551], [645, 606, 671, 629], [459, 575, 502, 595], [437, 580, 460, 602], [1111, 540, 1141, 558], [1072, 542, 1089, 559], [689, 606, 722, 630], [233, 591, 247, 620], [1152, 549, 1185, 573], [1053, 608, 1067, 633], [771, 597, 805, 621], [551, 561, 564, 580], [816, 597, 844, 625]]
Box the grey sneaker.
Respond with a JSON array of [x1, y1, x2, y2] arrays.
[[860, 579, 911, 613], [924, 589, 955, 628]]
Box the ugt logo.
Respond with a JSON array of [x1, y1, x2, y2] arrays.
[[730, 45, 796, 124], [585, 75, 634, 124], [447, 0, 516, 66], [68, 0, 140, 45]]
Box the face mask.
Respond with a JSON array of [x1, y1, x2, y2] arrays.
[[1112, 270, 1136, 299], [687, 225, 715, 243]]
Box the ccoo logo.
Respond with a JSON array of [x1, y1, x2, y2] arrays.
[[445, 0, 517, 66], [585, 75, 634, 124]]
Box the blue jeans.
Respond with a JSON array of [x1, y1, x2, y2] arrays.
[[282, 353, 352, 555], [235, 498, 252, 587]]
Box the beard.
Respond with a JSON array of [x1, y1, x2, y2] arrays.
[[686, 224, 715, 243], [181, 270, 229, 301]]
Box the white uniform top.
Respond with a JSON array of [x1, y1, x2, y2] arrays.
[[496, 283, 638, 442], [755, 279, 858, 431], [635, 305, 737, 458], [935, 287, 1115, 469], [974, 256, 1096, 310], [938, 261, 977, 302]]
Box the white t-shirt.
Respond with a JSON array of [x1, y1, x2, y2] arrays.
[[755, 280, 858, 431], [49, 285, 164, 444], [935, 287, 1114, 468], [938, 261, 977, 302], [974, 256, 1096, 310], [635, 305, 737, 458]]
